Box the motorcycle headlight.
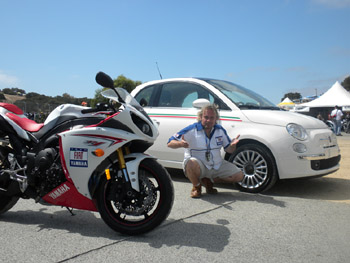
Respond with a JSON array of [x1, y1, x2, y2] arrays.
[[141, 123, 150, 134], [131, 113, 153, 137], [286, 123, 308, 141]]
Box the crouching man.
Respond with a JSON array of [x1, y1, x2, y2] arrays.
[[167, 104, 244, 198]]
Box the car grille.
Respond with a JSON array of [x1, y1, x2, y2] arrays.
[[311, 155, 341, 170]]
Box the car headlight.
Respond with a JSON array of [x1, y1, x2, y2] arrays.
[[286, 123, 308, 141]]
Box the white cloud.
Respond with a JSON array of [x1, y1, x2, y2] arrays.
[[311, 0, 350, 8], [0, 71, 19, 87]]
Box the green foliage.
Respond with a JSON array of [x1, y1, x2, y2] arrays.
[[13, 91, 93, 114], [342, 76, 350, 92], [114, 75, 142, 93], [281, 92, 302, 102], [0, 93, 5, 101], [2, 87, 25, 95], [92, 74, 142, 106], [90, 88, 109, 107]]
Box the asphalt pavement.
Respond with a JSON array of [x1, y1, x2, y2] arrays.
[[1, 170, 349, 263], [2, 133, 350, 263]]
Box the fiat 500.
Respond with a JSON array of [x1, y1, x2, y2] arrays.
[[131, 78, 340, 193]]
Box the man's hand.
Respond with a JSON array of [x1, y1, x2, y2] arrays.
[[230, 134, 240, 147], [181, 135, 189, 148], [167, 135, 189, 149], [225, 134, 240, 154]]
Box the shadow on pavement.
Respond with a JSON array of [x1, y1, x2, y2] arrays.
[[264, 176, 350, 202], [143, 219, 231, 252], [168, 168, 350, 203], [0, 208, 119, 239]]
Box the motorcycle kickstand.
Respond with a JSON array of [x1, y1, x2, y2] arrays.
[[65, 207, 75, 216]]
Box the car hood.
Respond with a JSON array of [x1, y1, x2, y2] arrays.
[[241, 110, 327, 129]]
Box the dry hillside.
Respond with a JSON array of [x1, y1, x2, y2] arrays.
[[3, 94, 26, 104]]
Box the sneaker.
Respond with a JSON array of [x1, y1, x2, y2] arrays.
[[201, 178, 218, 194], [190, 185, 202, 198]]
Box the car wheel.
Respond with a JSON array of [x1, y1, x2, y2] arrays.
[[228, 143, 278, 193]]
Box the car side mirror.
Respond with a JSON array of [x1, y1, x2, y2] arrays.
[[192, 98, 210, 108]]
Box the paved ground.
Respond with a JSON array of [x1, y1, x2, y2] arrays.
[[1, 134, 349, 263]]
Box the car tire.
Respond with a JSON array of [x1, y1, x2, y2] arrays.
[[228, 143, 278, 193]]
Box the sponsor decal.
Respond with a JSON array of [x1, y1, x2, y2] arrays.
[[84, 140, 105, 146], [48, 183, 70, 199], [149, 113, 241, 122], [70, 147, 88, 167], [73, 134, 126, 147], [215, 136, 223, 146]]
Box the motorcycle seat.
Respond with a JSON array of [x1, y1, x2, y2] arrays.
[[6, 112, 44, 132]]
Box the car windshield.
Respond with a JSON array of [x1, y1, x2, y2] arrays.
[[200, 78, 280, 110]]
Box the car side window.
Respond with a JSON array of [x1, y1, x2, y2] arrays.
[[134, 85, 158, 107], [158, 82, 229, 110], [157, 82, 213, 108]]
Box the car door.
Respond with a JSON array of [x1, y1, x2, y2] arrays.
[[134, 81, 224, 169]]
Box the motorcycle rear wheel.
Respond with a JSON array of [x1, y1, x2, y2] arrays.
[[95, 158, 174, 235], [0, 195, 19, 215], [0, 146, 19, 215]]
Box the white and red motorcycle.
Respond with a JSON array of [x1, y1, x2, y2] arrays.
[[0, 72, 174, 235]]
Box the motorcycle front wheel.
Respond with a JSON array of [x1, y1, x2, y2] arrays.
[[95, 158, 174, 235]]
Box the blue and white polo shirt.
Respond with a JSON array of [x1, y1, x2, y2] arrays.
[[168, 122, 232, 170]]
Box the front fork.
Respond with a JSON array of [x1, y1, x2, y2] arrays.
[[105, 146, 149, 192]]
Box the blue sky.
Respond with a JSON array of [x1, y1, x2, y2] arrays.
[[1, 0, 349, 104]]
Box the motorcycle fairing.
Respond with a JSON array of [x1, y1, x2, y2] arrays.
[[0, 107, 31, 141], [59, 127, 142, 199], [42, 181, 97, 211], [0, 103, 24, 115]]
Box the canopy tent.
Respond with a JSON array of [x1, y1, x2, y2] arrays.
[[300, 81, 350, 108], [277, 97, 295, 110]]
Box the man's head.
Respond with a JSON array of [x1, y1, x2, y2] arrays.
[[197, 104, 219, 130]]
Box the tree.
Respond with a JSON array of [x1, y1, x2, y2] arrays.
[[92, 75, 142, 106], [342, 76, 350, 92], [114, 75, 142, 93], [2, 87, 25, 95], [281, 92, 302, 102]]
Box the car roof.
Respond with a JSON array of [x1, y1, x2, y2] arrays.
[[136, 77, 205, 86]]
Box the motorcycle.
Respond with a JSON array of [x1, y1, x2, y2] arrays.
[[0, 72, 174, 235]]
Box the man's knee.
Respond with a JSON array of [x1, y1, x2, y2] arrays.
[[232, 171, 244, 182], [185, 159, 201, 176], [236, 171, 244, 182]]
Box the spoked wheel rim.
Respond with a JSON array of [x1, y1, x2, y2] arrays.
[[233, 149, 269, 189]]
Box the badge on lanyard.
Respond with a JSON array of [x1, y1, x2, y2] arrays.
[[206, 151, 210, 162]]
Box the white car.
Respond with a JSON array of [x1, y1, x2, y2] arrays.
[[131, 78, 341, 193]]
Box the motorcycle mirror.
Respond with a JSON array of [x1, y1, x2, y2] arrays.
[[95, 72, 114, 89]]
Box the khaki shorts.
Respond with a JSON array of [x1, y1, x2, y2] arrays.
[[183, 157, 241, 182]]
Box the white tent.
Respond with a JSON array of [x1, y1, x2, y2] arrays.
[[300, 81, 350, 108], [277, 97, 295, 110]]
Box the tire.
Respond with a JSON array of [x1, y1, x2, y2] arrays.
[[0, 196, 19, 215], [228, 143, 278, 193], [0, 146, 19, 215], [95, 158, 174, 235]]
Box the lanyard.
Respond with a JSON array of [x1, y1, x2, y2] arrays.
[[205, 130, 212, 162]]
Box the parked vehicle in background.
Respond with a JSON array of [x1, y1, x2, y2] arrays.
[[131, 78, 341, 193]]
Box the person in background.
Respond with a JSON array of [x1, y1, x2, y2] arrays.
[[167, 104, 244, 198], [317, 112, 324, 122], [331, 105, 343, 136]]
